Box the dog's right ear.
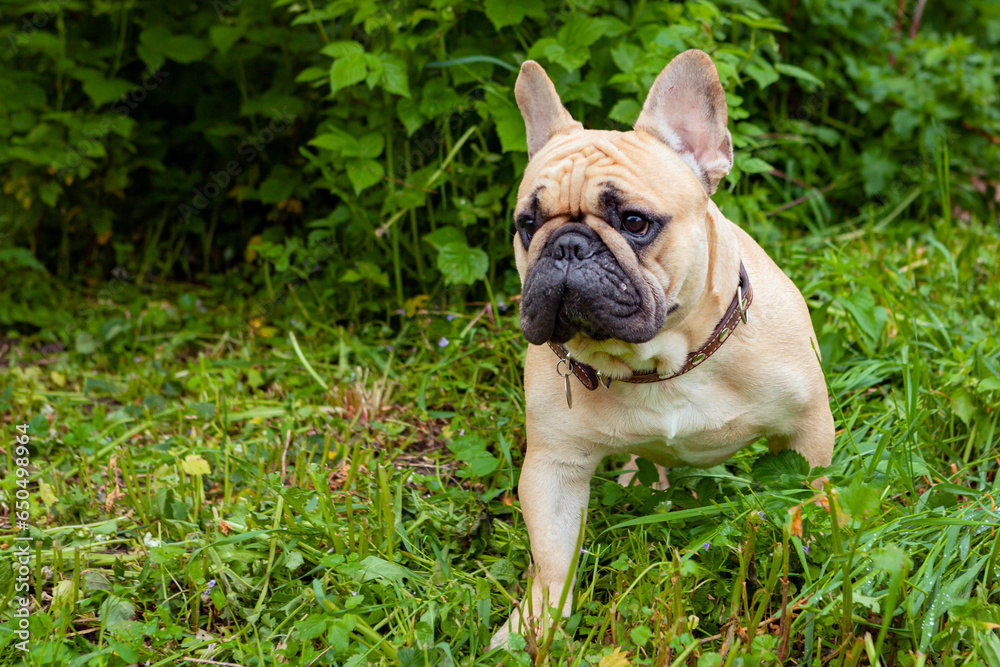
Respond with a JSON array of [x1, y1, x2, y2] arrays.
[[515, 61, 583, 158]]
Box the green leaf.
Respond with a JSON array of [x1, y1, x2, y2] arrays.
[[358, 556, 420, 586], [284, 550, 304, 570], [630, 624, 654, 646], [296, 614, 331, 641], [346, 158, 384, 194], [482, 0, 546, 29], [138, 26, 171, 71], [839, 478, 882, 520], [347, 133, 384, 159], [256, 166, 298, 203], [891, 108, 921, 139], [419, 78, 463, 117], [396, 97, 425, 136], [738, 155, 776, 174], [751, 450, 811, 488], [424, 226, 466, 250], [561, 16, 626, 48], [190, 402, 217, 419], [99, 595, 135, 627], [340, 261, 389, 288], [951, 388, 976, 425], [296, 67, 328, 83], [871, 545, 912, 577], [363, 53, 384, 88], [73, 69, 133, 107], [609, 99, 642, 125], [977, 377, 1000, 393], [484, 89, 526, 153], [774, 63, 823, 87], [0, 248, 46, 272], [209, 25, 245, 55], [309, 130, 356, 153], [861, 148, 898, 196], [635, 457, 659, 487], [165, 35, 212, 64], [379, 53, 410, 97], [611, 43, 643, 73], [102, 318, 129, 342], [446, 434, 499, 476], [75, 332, 98, 355], [435, 242, 489, 286], [83, 571, 111, 591], [109, 642, 139, 663], [745, 63, 779, 90], [321, 41, 364, 58], [838, 289, 887, 344], [330, 52, 367, 95]]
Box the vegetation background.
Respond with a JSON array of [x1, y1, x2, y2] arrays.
[[1, 0, 999, 665]]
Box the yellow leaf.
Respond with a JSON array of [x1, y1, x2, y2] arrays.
[[404, 294, 430, 317], [599, 647, 631, 667], [181, 454, 212, 476], [257, 326, 277, 339], [39, 481, 59, 508], [50, 370, 66, 387], [246, 234, 263, 262]]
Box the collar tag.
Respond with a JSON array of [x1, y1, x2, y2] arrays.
[[556, 357, 574, 409]]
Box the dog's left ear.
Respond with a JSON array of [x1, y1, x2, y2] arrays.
[[634, 50, 732, 194]]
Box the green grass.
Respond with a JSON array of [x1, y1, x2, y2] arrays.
[[1, 205, 999, 666]]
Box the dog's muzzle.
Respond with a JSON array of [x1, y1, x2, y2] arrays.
[[519, 224, 665, 346]]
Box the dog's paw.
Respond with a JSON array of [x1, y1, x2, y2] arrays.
[[488, 608, 536, 651]]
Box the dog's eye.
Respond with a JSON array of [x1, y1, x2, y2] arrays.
[[519, 217, 538, 237], [622, 213, 648, 236]]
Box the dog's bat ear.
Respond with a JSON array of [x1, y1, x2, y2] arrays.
[[634, 50, 733, 195], [515, 61, 583, 158]]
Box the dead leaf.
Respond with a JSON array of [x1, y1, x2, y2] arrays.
[[599, 647, 632, 667], [789, 506, 803, 538], [105, 485, 124, 513]]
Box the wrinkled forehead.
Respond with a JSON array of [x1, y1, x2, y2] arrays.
[[515, 129, 704, 219]]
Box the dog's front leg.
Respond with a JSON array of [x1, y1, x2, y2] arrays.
[[490, 444, 599, 650]]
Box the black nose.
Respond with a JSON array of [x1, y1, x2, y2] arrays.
[[550, 231, 594, 261]]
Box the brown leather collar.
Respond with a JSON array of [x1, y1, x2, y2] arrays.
[[547, 262, 753, 391]]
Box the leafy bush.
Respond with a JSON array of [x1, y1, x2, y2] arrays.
[[1, 0, 999, 331]]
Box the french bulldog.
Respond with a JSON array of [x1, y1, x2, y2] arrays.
[[489, 49, 834, 650]]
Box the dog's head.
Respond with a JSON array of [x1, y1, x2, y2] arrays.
[[513, 50, 733, 355]]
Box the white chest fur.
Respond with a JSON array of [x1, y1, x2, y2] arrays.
[[602, 376, 759, 467], [529, 368, 777, 469]]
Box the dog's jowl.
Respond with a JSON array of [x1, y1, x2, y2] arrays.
[[490, 49, 835, 650]]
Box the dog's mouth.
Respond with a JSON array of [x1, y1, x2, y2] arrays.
[[519, 224, 666, 346]]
